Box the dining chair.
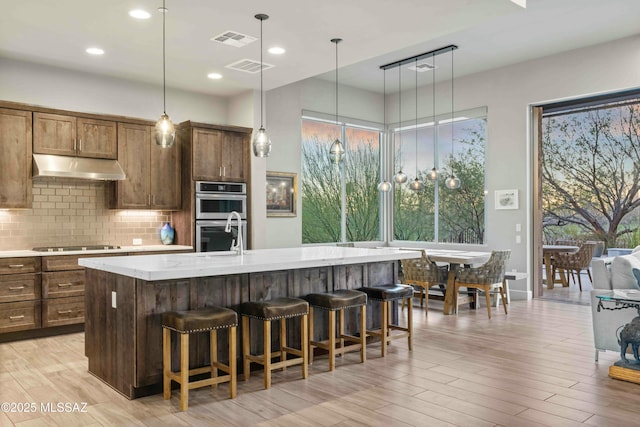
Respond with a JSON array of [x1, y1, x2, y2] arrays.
[[550, 241, 596, 291], [400, 250, 449, 313], [453, 250, 511, 319]]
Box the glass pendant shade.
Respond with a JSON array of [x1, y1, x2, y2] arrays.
[[394, 170, 408, 184], [252, 126, 271, 157], [329, 138, 345, 164], [445, 174, 461, 189], [409, 178, 424, 191], [378, 180, 392, 192], [154, 113, 175, 148], [427, 167, 438, 181]]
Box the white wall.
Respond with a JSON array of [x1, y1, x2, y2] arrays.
[[264, 34, 640, 298], [0, 57, 227, 124]]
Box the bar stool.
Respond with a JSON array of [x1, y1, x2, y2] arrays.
[[238, 297, 309, 389], [358, 284, 413, 357], [162, 306, 237, 411], [304, 289, 367, 371]]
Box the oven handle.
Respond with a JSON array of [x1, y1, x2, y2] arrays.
[[195, 193, 247, 200]]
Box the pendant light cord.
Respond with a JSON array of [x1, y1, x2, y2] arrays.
[[415, 58, 418, 177], [398, 66, 402, 160], [162, 0, 167, 115], [450, 49, 454, 174], [432, 53, 436, 162], [260, 17, 264, 128], [335, 40, 339, 125]]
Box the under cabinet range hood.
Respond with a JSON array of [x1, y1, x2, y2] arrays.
[[32, 154, 126, 181]]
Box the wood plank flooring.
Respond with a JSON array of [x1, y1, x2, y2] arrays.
[[0, 299, 637, 426]]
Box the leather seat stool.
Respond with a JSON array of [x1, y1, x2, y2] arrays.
[[304, 289, 367, 371], [162, 307, 237, 411], [358, 284, 414, 357], [238, 297, 309, 389]]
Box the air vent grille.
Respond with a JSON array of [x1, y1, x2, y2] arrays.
[[226, 59, 274, 74], [211, 31, 257, 48]]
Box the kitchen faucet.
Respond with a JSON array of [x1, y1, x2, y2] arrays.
[[225, 211, 244, 255]]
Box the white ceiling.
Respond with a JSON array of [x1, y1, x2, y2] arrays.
[[1, 0, 639, 97]]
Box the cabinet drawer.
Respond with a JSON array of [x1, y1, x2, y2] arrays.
[[43, 296, 84, 327], [0, 301, 41, 333], [0, 274, 41, 303], [42, 271, 84, 298], [41, 253, 112, 272], [0, 257, 41, 275]]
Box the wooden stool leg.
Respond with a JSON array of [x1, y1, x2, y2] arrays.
[[359, 304, 366, 363], [485, 288, 492, 319], [381, 301, 388, 357], [280, 318, 287, 371], [328, 310, 336, 371], [163, 327, 171, 400], [308, 306, 315, 364], [210, 329, 218, 388], [179, 332, 189, 411], [338, 308, 345, 356], [263, 319, 271, 389], [229, 326, 237, 399], [301, 314, 308, 379], [242, 316, 250, 381], [407, 297, 413, 351], [453, 284, 459, 314], [499, 287, 508, 315]]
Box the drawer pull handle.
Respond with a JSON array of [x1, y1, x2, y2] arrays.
[[57, 310, 73, 315], [57, 283, 73, 288], [8, 286, 25, 291], [9, 315, 25, 321], [8, 264, 24, 268]]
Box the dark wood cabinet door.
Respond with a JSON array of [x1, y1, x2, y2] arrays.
[[150, 140, 181, 210], [219, 131, 247, 182], [192, 128, 222, 181], [33, 112, 76, 156], [77, 118, 117, 159], [116, 123, 151, 209], [0, 108, 32, 208]]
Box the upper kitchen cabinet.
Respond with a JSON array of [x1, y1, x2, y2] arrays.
[[190, 125, 250, 182], [111, 122, 180, 210], [33, 113, 117, 159], [0, 108, 32, 208]]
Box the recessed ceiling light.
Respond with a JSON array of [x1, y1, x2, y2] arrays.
[[86, 47, 105, 55], [207, 73, 223, 80], [268, 47, 285, 55], [128, 9, 151, 19]]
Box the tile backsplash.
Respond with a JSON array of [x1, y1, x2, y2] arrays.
[[0, 179, 172, 251]]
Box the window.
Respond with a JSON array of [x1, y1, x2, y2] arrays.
[[392, 108, 487, 244], [301, 114, 382, 244]]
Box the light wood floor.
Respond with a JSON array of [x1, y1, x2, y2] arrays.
[[1, 299, 637, 427]]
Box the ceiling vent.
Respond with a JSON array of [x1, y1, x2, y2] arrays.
[[226, 59, 274, 74], [211, 31, 257, 48], [407, 62, 437, 72]]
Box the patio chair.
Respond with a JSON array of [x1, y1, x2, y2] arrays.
[[550, 241, 596, 291], [453, 250, 511, 319], [400, 250, 448, 313]]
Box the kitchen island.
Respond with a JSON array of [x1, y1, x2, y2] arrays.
[[79, 246, 420, 398]]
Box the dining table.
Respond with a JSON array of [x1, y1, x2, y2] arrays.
[[419, 249, 493, 315], [542, 244, 579, 289]]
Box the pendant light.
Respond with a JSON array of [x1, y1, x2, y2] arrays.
[[154, 0, 175, 148], [378, 68, 391, 192], [445, 48, 461, 190], [252, 14, 271, 157], [394, 65, 407, 184], [426, 53, 439, 182], [409, 59, 424, 191], [329, 38, 345, 165]]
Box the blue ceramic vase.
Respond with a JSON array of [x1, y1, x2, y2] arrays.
[[160, 222, 175, 245]]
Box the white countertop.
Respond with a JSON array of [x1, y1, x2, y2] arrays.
[[0, 245, 193, 258], [78, 247, 422, 281]]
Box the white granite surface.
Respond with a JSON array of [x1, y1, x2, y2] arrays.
[[0, 245, 192, 258], [78, 247, 421, 281]]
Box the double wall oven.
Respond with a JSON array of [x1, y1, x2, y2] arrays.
[[195, 181, 247, 252]]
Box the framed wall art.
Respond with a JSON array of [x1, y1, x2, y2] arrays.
[[495, 189, 519, 210], [266, 172, 297, 217]]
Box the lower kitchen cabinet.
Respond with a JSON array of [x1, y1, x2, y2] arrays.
[[42, 296, 84, 328], [0, 301, 41, 333]]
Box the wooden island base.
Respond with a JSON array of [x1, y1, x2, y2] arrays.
[[84, 261, 398, 399]]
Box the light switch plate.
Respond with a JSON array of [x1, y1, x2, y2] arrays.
[[515, 223, 521, 232], [515, 235, 521, 244], [132, 238, 142, 246], [111, 291, 117, 308]]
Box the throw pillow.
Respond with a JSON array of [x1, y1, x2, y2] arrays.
[[632, 268, 640, 289]]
